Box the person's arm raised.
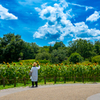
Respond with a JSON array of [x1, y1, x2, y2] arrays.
[[37, 65, 40, 69]]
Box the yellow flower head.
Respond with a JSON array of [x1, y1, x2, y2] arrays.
[[90, 65, 93, 67], [29, 66, 31, 69], [93, 68, 95, 70], [20, 62, 23, 65], [59, 68, 61, 70], [3, 61, 5, 64], [7, 65, 10, 68], [7, 62, 9, 65]]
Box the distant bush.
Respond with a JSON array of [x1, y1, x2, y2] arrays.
[[62, 60, 70, 65], [68, 52, 83, 63], [79, 61, 92, 65], [92, 55, 100, 64], [35, 52, 50, 60], [20, 59, 36, 63], [38, 59, 50, 64], [50, 49, 67, 64]]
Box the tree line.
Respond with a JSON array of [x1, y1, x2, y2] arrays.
[[0, 33, 100, 63]]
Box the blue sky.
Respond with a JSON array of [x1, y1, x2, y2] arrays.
[[0, 0, 100, 46]]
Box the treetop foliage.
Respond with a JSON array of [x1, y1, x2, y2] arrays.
[[0, 33, 100, 64]]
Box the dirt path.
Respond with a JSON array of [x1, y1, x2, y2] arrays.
[[0, 83, 100, 100]]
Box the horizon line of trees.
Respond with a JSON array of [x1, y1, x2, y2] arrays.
[[0, 33, 100, 63]]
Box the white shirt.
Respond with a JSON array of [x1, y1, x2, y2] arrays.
[[30, 66, 40, 82]]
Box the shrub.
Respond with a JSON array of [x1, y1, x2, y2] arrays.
[[37, 59, 50, 64], [68, 52, 83, 63], [79, 61, 92, 65], [20, 59, 36, 63], [92, 55, 100, 64], [50, 49, 67, 64], [35, 52, 50, 60]]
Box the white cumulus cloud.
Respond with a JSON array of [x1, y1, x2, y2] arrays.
[[73, 36, 100, 41], [72, 37, 91, 41], [0, 5, 18, 20], [34, 0, 100, 44], [33, 22, 59, 39], [86, 11, 100, 22], [87, 28, 100, 36], [48, 41, 56, 45], [34, 0, 74, 41], [74, 22, 88, 32], [74, 22, 100, 36]]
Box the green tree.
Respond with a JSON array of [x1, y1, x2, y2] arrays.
[[49, 45, 53, 53], [68, 39, 95, 60], [53, 41, 65, 49], [94, 40, 100, 55], [92, 55, 100, 64], [38, 46, 49, 53], [0, 33, 25, 62], [50, 48, 67, 63], [69, 52, 83, 63], [50, 49, 59, 63], [35, 52, 50, 60], [23, 42, 39, 59], [0, 38, 4, 62]]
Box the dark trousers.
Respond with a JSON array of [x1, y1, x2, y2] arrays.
[[32, 81, 38, 87]]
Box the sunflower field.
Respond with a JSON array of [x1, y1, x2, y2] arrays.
[[0, 61, 100, 86]]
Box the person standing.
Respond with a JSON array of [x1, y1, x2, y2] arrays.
[[30, 62, 40, 88]]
